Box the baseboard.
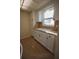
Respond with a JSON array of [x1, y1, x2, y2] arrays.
[[20, 35, 31, 40]]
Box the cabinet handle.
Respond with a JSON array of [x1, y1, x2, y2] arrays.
[[46, 37, 48, 39], [39, 35, 40, 37]]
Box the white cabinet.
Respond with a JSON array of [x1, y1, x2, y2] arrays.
[[32, 30, 57, 53], [47, 34, 56, 53]]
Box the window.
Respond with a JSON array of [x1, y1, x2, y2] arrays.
[[38, 5, 54, 28], [44, 8, 54, 18], [43, 8, 54, 27]]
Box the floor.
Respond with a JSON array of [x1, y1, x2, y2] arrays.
[[21, 37, 54, 59]]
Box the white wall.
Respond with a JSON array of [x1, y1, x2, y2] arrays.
[[53, 0, 59, 20], [20, 10, 32, 39]]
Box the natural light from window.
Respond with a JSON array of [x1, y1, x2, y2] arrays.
[[43, 8, 54, 27], [44, 9, 54, 18]]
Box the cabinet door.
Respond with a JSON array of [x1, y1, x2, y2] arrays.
[[41, 32, 47, 43], [33, 31, 38, 40], [34, 31, 37, 39], [36, 31, 42, 42], [42, 34, 48, 48], [47, 34, 55, 53]]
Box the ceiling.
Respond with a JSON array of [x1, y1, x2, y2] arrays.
[[20, 0, 53, 11]]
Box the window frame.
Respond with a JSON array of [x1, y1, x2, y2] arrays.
[[38, 4, 55, 28], [42, 7, 54, 27]]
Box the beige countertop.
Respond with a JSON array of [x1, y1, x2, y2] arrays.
[[35, 28, 58, 36]]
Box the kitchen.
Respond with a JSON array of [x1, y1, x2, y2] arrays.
[[20, 0, 59, 59]]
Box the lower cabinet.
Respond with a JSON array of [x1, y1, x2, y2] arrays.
[[47, 35, 55, 53], [32, 30, 56, 53]]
